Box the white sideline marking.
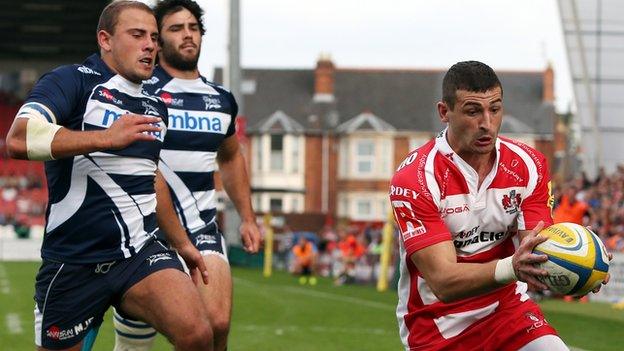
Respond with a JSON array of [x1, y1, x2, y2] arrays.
[[6, 313, 23, 334], [0, 264, 10, 294], [233, 277, 395, 311]]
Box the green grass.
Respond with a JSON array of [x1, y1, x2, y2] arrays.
[[1, 261, 623, 350]]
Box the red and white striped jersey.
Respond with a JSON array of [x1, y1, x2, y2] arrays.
[[390, 129, 554, 350]]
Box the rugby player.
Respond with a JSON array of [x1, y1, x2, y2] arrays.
[[390, 61, 608, 350], [6, 1, 214, 350], [112, 1, 261, 350]]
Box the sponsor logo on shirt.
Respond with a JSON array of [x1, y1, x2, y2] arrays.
[[46, 317, 94, 341], [389, 185, 419, 200], [101, 109, 163, 140], [143, 76, 159, 85], [501, 189, 522, 215], [98, 88, 123, 105], [203, 96, 222, 110], [160, 92, 184, 107], [142, 101, 160, 116], [453, 230, 506, 248], [439, 204, 469, 217], [498, 161, 524, 183], [169, 112, 223, 132], [77, 66, 101, 75], [391, 200, 426, 240], [524, 312, 548, 333]]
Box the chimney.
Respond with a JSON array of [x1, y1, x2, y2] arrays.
[[314, 53, 335, 102], [543, 63, 554, 103]]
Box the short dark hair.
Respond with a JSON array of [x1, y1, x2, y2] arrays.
[[154, 0, 206, 35], [97, 0, 153, 35], [442, 61, 503, 109]]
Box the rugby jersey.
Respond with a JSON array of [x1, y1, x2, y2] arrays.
[[18, 54, 168, 264], [390, 129, 554, 350], [142, 66, 237, 237]]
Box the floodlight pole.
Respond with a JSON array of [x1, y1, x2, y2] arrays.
[[568, 0, 603, 173]]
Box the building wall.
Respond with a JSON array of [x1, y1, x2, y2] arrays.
[[304, 136, 322, 212]]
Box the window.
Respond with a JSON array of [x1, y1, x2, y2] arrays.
[[379, 199, 389, 216], [338, 139, 349, 177], [381, 139, 391, 175], [270, 197, 283, 212], [253, 137, 262, 171], [356, 139, 375, 174], [339, 197, 348, 217], [252, 194, 261, 212], [356, 199, 372, 217], [291, 197, 300, 213], [291, 136, 300, 173], [270, 134, 284, 171]]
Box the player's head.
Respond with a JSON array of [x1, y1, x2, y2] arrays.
[[96, 1, 158, 83], [437, 61, 504, 157], [154, 0, 205, 71]]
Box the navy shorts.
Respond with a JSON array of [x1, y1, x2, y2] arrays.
[[190, 226, 228, 261], [158, 224, 228, 261], [34, 239, 183, 349]]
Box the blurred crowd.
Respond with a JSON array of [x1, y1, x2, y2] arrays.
[[275, 223, 397, 286], [553, 166, 624, 253], [0, 156, 47, 237]]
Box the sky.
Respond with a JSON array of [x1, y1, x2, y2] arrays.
[[194, 0, 573, 112]]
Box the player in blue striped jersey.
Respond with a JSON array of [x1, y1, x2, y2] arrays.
[[6, 2, 215, 350], [112, 1, 261, 350]]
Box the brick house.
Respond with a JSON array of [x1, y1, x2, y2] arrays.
[[214, 57, 556, 225]]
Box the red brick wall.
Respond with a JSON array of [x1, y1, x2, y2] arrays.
[[394, 136, 410, 168], [337, 179, 390, 192], [305, 136, 322, 211]]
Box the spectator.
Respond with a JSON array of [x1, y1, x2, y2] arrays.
[[292, 236, 317, 285], [553, 185, 589, 225], [334, 232, 366, 285]]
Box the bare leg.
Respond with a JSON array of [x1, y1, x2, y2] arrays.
[[119, 268, 213, 351], [197, 255, 232, 351]]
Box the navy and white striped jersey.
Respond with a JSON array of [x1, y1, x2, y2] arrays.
[[143, 66, 237, 237], [20, 54, 168, 263]]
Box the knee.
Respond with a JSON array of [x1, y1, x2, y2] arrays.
[[174, 320, 213, 351], [211, 314, 231, 338]]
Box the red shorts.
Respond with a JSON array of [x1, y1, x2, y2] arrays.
[[411, 299, 557, 351]]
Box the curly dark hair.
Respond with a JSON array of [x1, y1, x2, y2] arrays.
[[153, 0, 205, 35]]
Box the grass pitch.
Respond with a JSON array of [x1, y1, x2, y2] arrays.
[[1, 262, 622, 350]]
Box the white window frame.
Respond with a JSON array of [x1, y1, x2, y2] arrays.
[[355, 139, 375, 175]]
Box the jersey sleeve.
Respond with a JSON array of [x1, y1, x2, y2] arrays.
[[519, 153, 554, 230], [225, 91, 238, 137], [390, 166, 451, 257], [23, 65, 82, 125]]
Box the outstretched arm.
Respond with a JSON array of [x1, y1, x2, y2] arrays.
[[6, 112, 162, 160], [216, 135, 261, 253]]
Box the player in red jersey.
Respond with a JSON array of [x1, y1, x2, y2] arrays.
[[390, 61, 594, 350]]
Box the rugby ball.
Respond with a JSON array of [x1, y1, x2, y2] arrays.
[[533, 222, 609, 296]]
